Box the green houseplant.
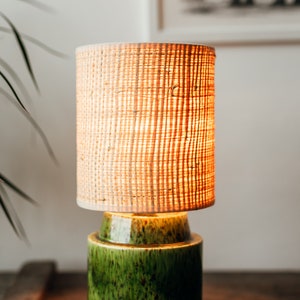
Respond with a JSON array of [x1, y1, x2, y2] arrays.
[[0, 0, 64, 242]]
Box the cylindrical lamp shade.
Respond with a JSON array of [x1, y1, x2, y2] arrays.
[[76, 43, 215, 213]]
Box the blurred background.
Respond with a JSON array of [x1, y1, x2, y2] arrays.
[[0, 0, 299, 271]]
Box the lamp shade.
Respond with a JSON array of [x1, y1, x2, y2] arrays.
[[76, 43, 215, 213]]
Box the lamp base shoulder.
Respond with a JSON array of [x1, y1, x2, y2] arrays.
[[88, 232, 203, 300]]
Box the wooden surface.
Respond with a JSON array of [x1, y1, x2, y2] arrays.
[[2, 261, 55, 300], [203, 273, 300, 300], [1, 262, 300, 299]]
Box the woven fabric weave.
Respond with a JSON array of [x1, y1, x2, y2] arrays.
[[76, 43, 215, 212]]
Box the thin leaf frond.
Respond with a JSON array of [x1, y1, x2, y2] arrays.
[[0, 172, 38, 206], [0, 57, 31, 104], [0, 183, 29, 243], [0, 26, 67, 58], [0, 88, 59, 165], [0, 12, 39, 92], [17, 0, 56, 13], [0, 71, 27, 111]]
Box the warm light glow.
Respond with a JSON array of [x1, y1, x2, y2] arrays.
[[76, 43, 215, 213], [99, 212, 191, 245]]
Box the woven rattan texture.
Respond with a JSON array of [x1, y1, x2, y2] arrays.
[[76, 43, 215, 212]]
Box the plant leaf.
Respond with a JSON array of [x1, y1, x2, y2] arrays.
[[0, 57, 31, 104], [0, 193, 20, 237], [0, 183, 28, 243], [0, 12, 39, 92], [0, 88, 59, 164], [0, 26, 67, 58], [0, 71, 27, 111], [0, 173, 37, 206], [17, 0, 55, 13], [20, 33, 68, 59]]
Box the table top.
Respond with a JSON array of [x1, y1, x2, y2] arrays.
[[1, 262, 300, 300], [46, 273, 300, 300]]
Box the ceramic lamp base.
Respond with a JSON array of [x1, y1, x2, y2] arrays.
[[88, 212, 203, 300]]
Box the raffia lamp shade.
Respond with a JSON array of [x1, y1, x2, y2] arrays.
[[76, 43, 215, 213]]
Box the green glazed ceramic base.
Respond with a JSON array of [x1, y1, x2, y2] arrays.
[[88, 212, 202, 299], [88, 234, 202, 299]]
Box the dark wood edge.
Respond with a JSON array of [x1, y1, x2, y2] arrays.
[[3, 261, 56, 300]]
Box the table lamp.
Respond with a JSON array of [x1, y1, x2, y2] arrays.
[[76, 43, 215, 299]]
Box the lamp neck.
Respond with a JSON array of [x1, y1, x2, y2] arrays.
[[99, 212, 191, 245]]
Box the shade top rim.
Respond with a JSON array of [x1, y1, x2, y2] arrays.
[[76, 42, 215, 55]]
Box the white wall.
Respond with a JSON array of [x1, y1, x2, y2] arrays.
[[0, 0, 299, 271], [193, 44, 300, 270]]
